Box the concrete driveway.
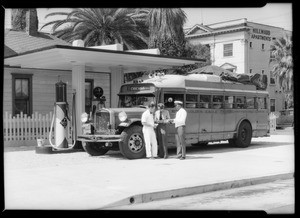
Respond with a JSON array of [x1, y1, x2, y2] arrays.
[[4, 133, 294, 210]]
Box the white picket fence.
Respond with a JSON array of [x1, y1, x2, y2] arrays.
[[3, 112, 73, 147]]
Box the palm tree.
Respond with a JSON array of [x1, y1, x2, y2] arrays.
[[270, 33, 293, 92], [269, 33, 293, 108], [41, 8, 149, 50], [140, 8, 187, 57]]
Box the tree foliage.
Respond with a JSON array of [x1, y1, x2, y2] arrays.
[[11, 9, 38, 31], [269, 33, 293, 108], [270, 33, 293, 92], [41, 8, 149, 50]]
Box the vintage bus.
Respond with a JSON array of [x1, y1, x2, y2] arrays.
[[78, 74, 269, 159]]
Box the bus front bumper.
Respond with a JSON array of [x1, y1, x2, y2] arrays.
[[77, 134, 122, 143]]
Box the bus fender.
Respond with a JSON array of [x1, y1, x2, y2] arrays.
[[235, 118, 252, 136], [117, 119, 142, 133]]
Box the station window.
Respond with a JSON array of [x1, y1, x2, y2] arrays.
[[249, 69, 252, 74], [246, 97, 255, 109], [212, 95, 224, 109], [224, 96, 234, 109], [223, 43, 233, 57], [12, 73, 32, 116], [186, 94, 198, 108], [250, 42, 253, 48], [262, 44, 265, 50], [199, 95, 211, 109], [235, 96, 246, 109], [85, 79, 94, 113], [164, 93, 184, 108]]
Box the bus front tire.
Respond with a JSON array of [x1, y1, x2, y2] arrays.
[[191, 142, 209, 147], [231, 121, 252, 148], [82, 142, 109, 156], [119, 125, 146, 159]]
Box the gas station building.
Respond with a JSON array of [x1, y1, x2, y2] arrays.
[[4, 43, 202, 138]]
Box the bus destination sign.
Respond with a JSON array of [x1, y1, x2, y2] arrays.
[[129, 86, 151, 91]]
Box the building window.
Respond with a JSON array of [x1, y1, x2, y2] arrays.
[[250, 42, 252, 48], [262, 70, 264, 75], [270, 99, 276, 112], [12, 73, 33, 116], [250, 69, 252, 74], [270, 71, 276, 85], [85, 79, 94, 113], [262, 44, 265, 50], [223, 43, 233, 57]]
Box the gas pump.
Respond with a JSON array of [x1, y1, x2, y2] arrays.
[[48, 80, 77, 150]]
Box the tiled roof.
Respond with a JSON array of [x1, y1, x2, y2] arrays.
[[4, 29, 71, 58]]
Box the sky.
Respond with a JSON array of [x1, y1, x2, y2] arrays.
[[4, 3, 292, 33]]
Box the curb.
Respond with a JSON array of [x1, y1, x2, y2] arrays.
[[101, 172, 294, 209]]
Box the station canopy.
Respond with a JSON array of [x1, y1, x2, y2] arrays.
[[4, 45, 204, 73]]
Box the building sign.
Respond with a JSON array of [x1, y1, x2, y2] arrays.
[[251, 28, 272, 41]]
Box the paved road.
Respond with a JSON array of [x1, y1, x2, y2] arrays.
[[4, 130, 294, 210], [113, 179, 294, 213]]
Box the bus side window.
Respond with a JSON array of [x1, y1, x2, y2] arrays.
[[164, 93, 184, 108], [246, 97, 255, 109], [225, 96, 234, 109], [186, 94, 198, 108], [257, 97, 267, 109], [236, 96, 246, 109], [199, 95, 211, 109], [212, 95, 223, 109]]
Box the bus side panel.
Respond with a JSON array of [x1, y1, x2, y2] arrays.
[[199, 109, 212, 141], [255, 109, 269, 137], [235, 110, 246, 131], [211, 109, 225, 140], [185, 108, 200, 144], [246, 109, 257, 136], [224, 108, 236, 139], [166, 108, 178, 147]]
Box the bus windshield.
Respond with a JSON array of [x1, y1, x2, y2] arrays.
[[119, 94, 155, 108]]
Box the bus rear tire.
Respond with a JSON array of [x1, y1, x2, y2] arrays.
[[119, 125, 146, 159], [232, 121, 252, 148], [82, 142, 109, 156]]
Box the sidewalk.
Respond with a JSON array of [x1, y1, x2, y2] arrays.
[[4, 134, 294, 210]]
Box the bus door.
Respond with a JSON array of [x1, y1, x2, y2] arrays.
[[185, 92, 200, 144], [256, 95, 269, 136], [224, 94, 236, 139], [199, 93, 212, 142], [211, 93, 225, 140], [163, 92, 185, 147]]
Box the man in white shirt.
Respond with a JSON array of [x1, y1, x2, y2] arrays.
[[172, 100, 187, 160], [141, 102, 158, 159]]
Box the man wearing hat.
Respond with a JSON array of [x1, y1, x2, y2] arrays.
[[154, 103, 170, 158], [141, 102, 158, 159], [172, 100, 187, 160]]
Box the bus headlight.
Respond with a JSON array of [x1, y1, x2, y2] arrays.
[[118, 111, 127, 122], [81, 112, 89, 123]]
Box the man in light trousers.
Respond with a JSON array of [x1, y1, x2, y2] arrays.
[[141, 102, 158, 159], [172, 100, 187, 160]]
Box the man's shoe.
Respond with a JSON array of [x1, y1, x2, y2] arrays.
[[180, 157, 185, 160]]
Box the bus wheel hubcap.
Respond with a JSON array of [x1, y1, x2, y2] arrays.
[[241, 129, 247, 140], [128, 134, 143, 153]]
